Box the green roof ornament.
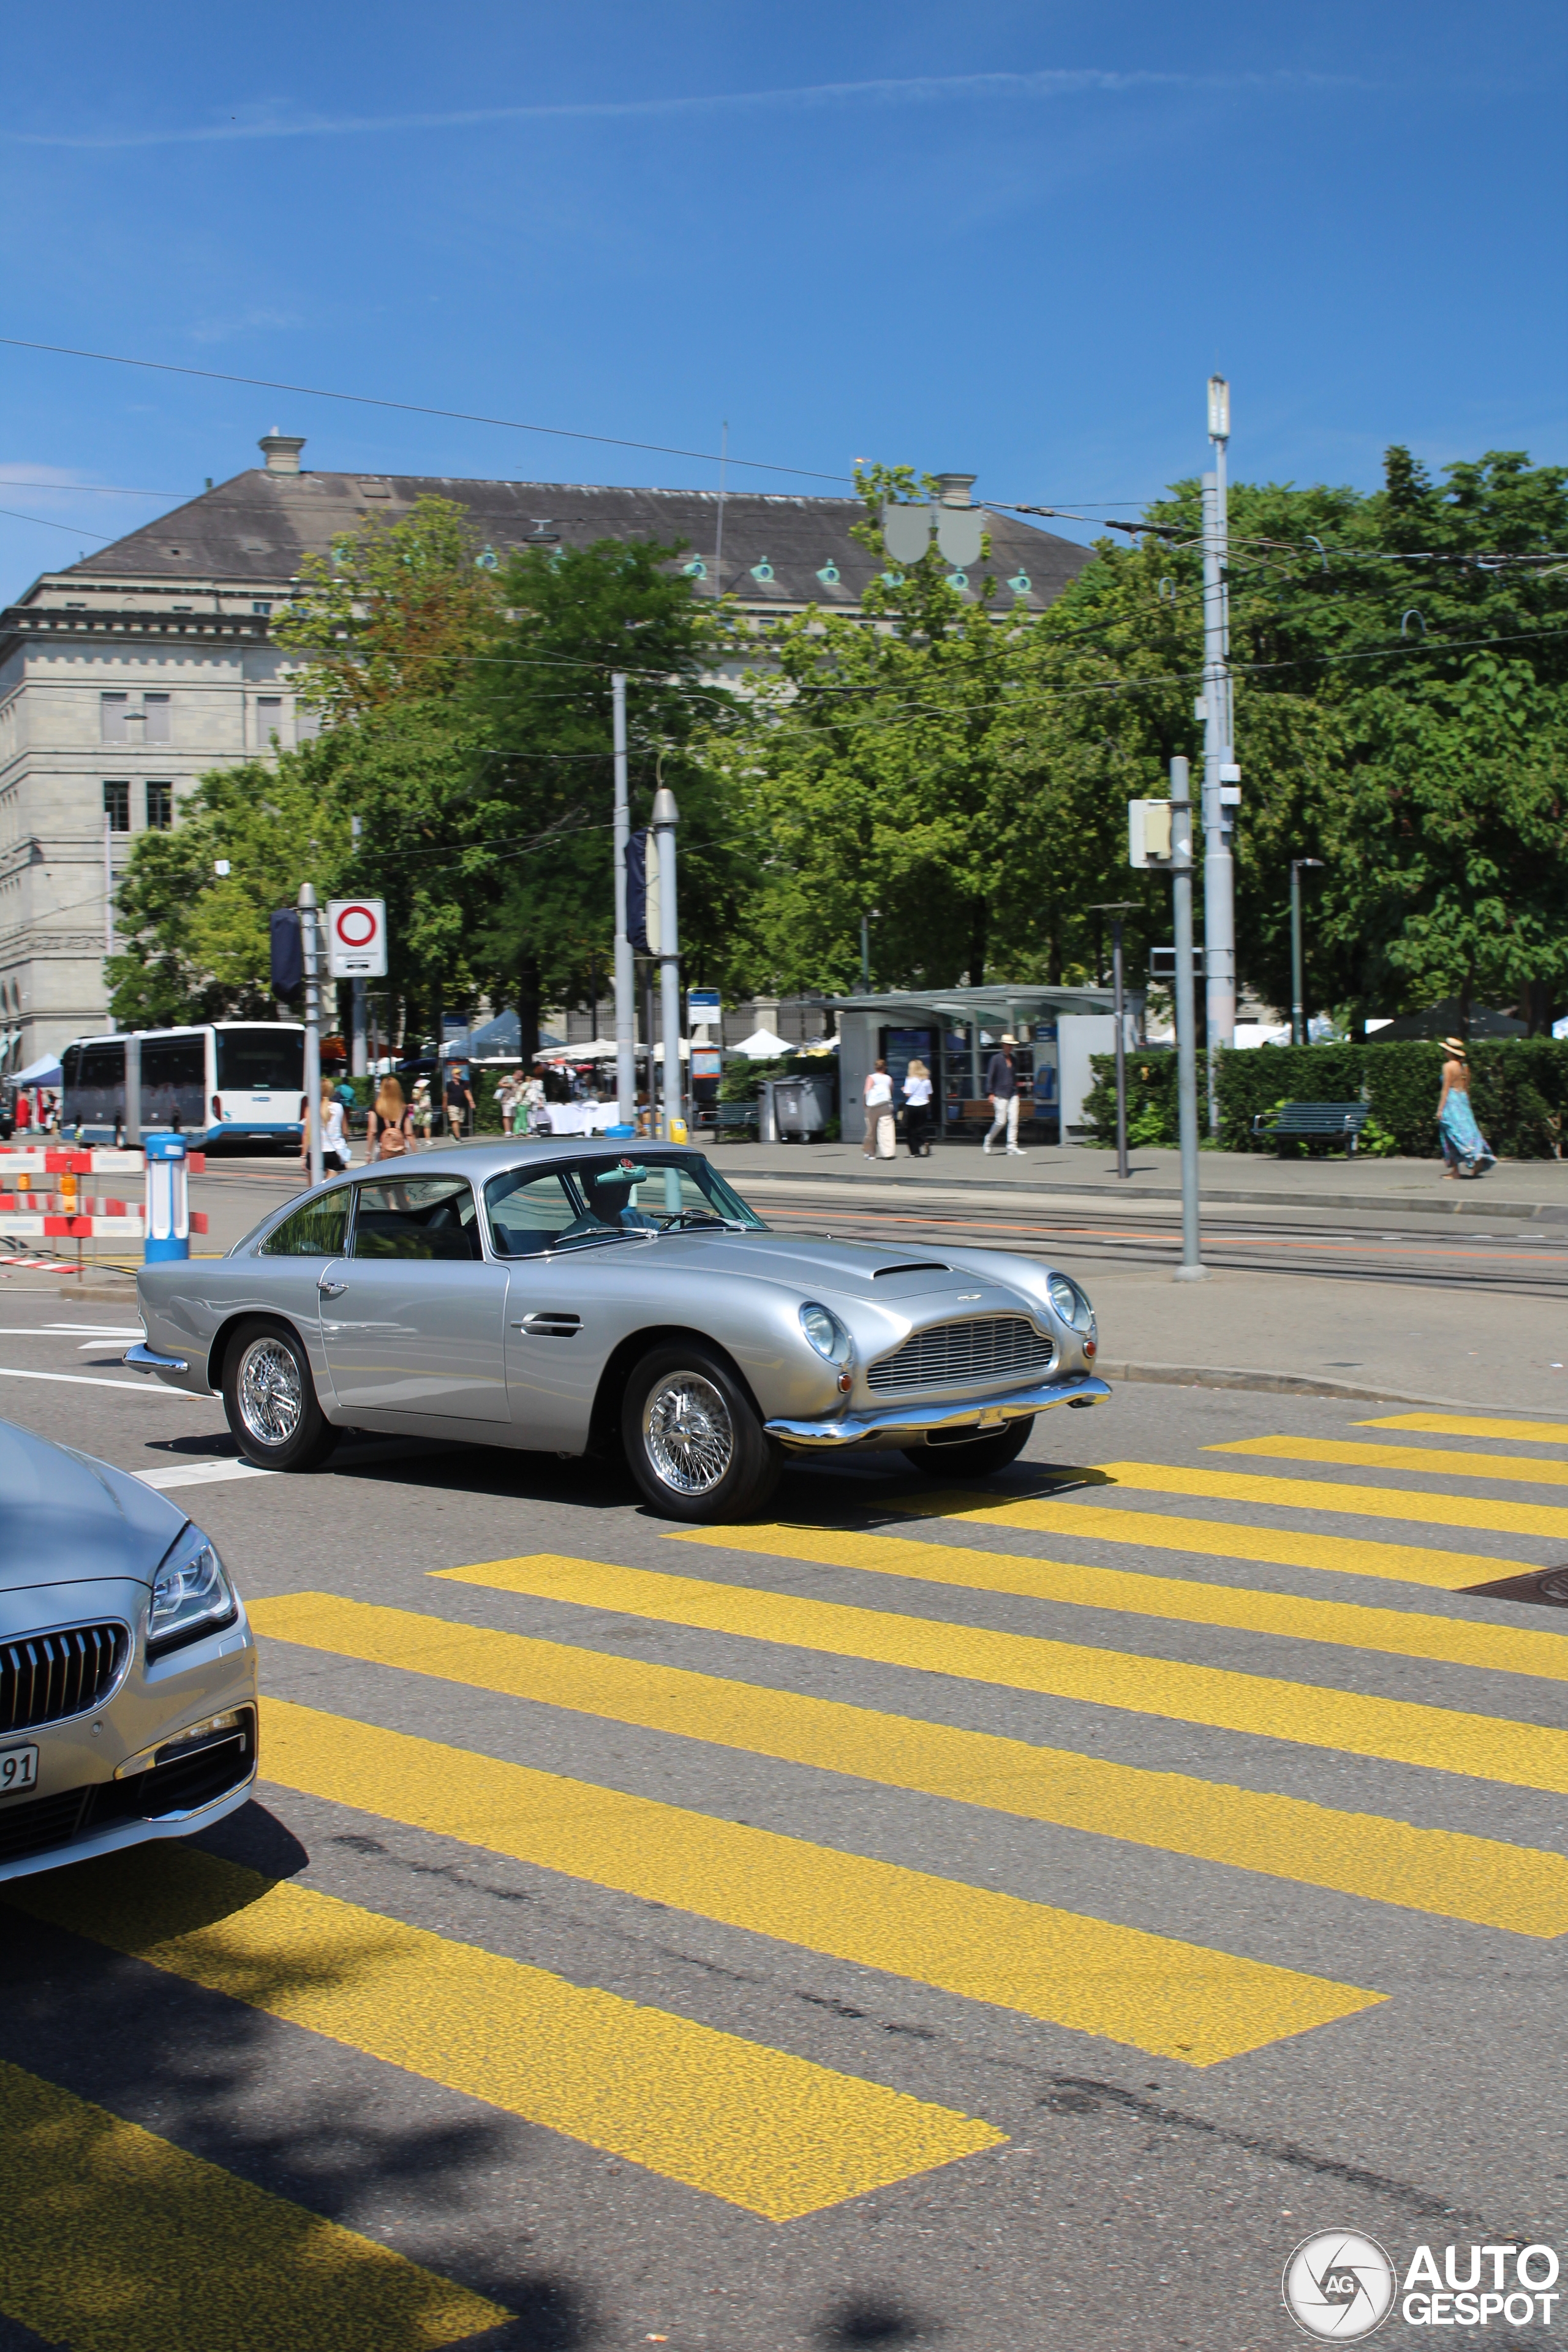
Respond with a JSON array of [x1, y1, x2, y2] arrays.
[[1008, 570, 1031, 595], [816, 560, 840, 586], [750, 559, 774, 582]]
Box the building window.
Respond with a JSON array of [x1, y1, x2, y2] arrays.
[[146, 782, 173, 830], [101, 693, 129, 745], [257, 695, 284, 745], [143, 693, 171, 744], [252, 600, 272, 615], [104, 782, 130, 832]]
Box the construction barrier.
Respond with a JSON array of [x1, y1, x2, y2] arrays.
[[0, 1148, 206, 1175]]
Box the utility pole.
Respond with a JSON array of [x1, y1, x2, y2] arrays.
[[653, 784, 681, 1139], [612, 673, 635, 1124], [1291, 858, 1324, 1044], [298, 881, 323, 1187], [349, 815, 368, 1079], [1088, 901, 1138, 1178], [860, 908, 878, 992], [1169, 758, 1205, 1278], [1201, 374, 1238, 1135]]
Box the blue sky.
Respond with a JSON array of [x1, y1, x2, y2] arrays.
[[0, 0, 1562, 594]]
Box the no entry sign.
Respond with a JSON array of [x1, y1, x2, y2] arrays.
[[325, 898, 388, 979]]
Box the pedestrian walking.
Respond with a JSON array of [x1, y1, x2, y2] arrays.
[[301, 1087, 353, 1177], [496, 1069, 519, 1133], [982, 1035, 1025, 1156], [1436, 1038, 1495, 1179], [862, 1059, 895, 1160], [366, 1076, 418, 1159], [443, 1061, 475, 1142], [901, 1058, 933, 1157], [411, 1074, 434, 1144]]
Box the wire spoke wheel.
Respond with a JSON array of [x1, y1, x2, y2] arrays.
[[236, 1335, 304, 1448], [642, 1371, 735, 1497]]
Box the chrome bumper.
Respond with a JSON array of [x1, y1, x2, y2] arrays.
[[766, 1371, 1112, 1450], [123, 1342, 190, 1374]]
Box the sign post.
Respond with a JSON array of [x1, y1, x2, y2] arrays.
[[325, 899, 388, 982]]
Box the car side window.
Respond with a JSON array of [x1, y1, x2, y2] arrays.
[[483, 1169, 583, 1257], [351, 1176, 481, 1261], [259, 1191, 351, 1257]]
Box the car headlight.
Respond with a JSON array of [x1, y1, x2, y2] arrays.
[[148, 1525, 236, 1655], [1047, 1271, 1095, 1333], [799, 1301, 851, 1364]]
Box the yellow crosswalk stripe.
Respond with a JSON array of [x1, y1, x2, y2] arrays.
[[891, 1490, 1524, 1593], [436, 1553, 1568, 1795], [1213, 1434, 1568, 1488], [0, 2056, 506, 2352], [1360, 1413, 1568, 1445], [10, 1843, 999, 2221], [671, 1520, 1568, 1685], [252, 1590, 1568, 1937], [998, 1460, 1568, 1544], [250, 1693, 1378, 2068]]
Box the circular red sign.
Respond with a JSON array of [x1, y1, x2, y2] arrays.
[[335, 903, 378, 947]]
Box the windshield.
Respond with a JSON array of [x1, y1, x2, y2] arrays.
[[484, 1152, 767, 1257], [216, 1027, 304, 1092]]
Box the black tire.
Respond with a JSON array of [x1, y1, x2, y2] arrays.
[[221, 1317, 339, 1472], [620, 1341, 782, 1523], [903, 1415, 1035, 1479]]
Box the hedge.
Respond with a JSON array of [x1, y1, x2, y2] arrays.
[[1085, 1039, 1568, 1160]]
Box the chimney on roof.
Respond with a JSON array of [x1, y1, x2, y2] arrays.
[[258, 430, 306, 475], [935, 473, 976, 508]]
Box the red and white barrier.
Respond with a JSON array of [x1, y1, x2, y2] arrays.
[[0, 1148, 206, 1175]]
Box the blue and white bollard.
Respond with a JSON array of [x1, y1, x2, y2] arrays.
[[144, 1132, 190, 1263]]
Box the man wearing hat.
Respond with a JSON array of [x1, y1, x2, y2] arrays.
[[983, 1035, 1025, 1156], [1436, 1037, 1495, 1178]]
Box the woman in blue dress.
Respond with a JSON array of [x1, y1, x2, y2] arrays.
[[1436, 1037, 1494, 1178]]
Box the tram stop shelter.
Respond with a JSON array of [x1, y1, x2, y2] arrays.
[[832, 984, 1141, 1148]]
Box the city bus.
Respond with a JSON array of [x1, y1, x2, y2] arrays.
[[61, 1022, 306, 1150]]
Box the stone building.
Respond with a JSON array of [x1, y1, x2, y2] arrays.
[[0, 434, 1091, 1069]]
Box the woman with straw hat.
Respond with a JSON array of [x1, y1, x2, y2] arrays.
[[1436, 1038, 1495, 1179]]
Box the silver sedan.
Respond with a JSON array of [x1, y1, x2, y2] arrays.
[[1, 1417, 258, 1882], [127, 1143, 1108, 1521]]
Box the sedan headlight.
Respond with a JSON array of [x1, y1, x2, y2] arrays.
[[799, 1301, 852, 1365], [148, 1524, 236, 1656], [1047, 1271, 1095, 1333]]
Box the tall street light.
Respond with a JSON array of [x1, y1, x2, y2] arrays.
[[1088, 900, 1138, 1178], [1291, 859, 1324, 1045]]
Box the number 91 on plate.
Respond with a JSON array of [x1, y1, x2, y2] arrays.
[[0, 1746, 39, 1796]]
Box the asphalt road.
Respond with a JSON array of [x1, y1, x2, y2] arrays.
[[4, 1290, 1568, 2348]]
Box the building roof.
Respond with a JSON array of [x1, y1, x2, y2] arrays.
[[60, 458, 1091, 615]]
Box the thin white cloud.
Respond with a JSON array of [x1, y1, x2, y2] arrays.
[[0, 67, 1363, 152]]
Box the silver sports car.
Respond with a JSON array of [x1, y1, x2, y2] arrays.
[[127, 1143, 1109, 1521], [0, 1417, 258, 1881]]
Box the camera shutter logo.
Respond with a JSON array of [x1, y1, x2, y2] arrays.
[[1283, 2231, 1397, 2340]]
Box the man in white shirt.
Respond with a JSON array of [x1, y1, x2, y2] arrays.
[[862, 1060, 895, 1159]]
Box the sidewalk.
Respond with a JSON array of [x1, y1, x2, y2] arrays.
[[709, 1139, 1568, 1223]]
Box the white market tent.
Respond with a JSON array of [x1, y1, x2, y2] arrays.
[[733, 1028, 792, 1058], [13, 1054, 62, 1085]]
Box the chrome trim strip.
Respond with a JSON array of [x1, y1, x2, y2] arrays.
[[766, 1373, 1112, 1448], [124, 1343, 189, 1374]]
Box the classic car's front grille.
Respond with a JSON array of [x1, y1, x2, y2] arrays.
[[867, 1316, 1055, 1394], [1, 1624, 126, 1735], [0, 1787, 92, 1867]]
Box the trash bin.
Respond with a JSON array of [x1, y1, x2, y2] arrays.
[[771, 1076, 835, 1142]]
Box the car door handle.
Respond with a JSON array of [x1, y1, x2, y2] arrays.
[[511, 1312, 581, 1338], [317, 1279, 348, 1298]]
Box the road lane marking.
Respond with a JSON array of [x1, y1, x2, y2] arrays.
[[1022, 1461, 1568, 1544], [436, 1553, 1568, 1797], [0, 1363, 182, 1396], [1213, 1434, 1568, 1488], [0, 2056, 506, 2352], [251, 1591, 1568, 1937], [10, 1845, 1000, 2220], [1360, 1414, 1568, 1445], [891, 1491, 1528, 1593], [671, 1520, 1568, 1686], [256, 1696, 1379, 2065]]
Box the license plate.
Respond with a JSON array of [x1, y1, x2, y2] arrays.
[[0, 1745, 39, 1797]]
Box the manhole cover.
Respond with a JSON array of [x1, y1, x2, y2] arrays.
[[1462, 1566, 1568, 1607]]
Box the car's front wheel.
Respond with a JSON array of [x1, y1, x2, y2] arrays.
[[903, 1415, 1034, 1479], [222, 1318, 339, 1472], [621, 1341, 782, 1522]]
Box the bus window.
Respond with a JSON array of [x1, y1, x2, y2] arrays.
[[216, 1027, 304, 1093], [75, 1040, 126, 1134], [141, 1035, 206, 1133]]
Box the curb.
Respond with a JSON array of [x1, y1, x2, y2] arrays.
[[1097, 1357, 1568, 1417]]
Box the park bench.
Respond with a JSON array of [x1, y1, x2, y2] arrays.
[[1251, 1101, 1370, 1156]]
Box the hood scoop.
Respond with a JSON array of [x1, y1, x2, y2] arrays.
[[873, 1262, 951, 1278]]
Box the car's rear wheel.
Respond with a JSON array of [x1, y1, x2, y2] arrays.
[[903, 1415, 1034, 1479], [222, 1317, 339, 1472], [621, 1341, 782, 1522]]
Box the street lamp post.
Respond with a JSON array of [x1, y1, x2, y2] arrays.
[[653, 784, 681, 1139], [1169, 758, 1205, 1280], [1290, 859, 1324, 1046], [1088, 901, 1138, 1179], [860, 909, 880, 993], [612, 673, 636, 1124], [1201, 374, 1237, 1135], [298, 881, 323, 1188]]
